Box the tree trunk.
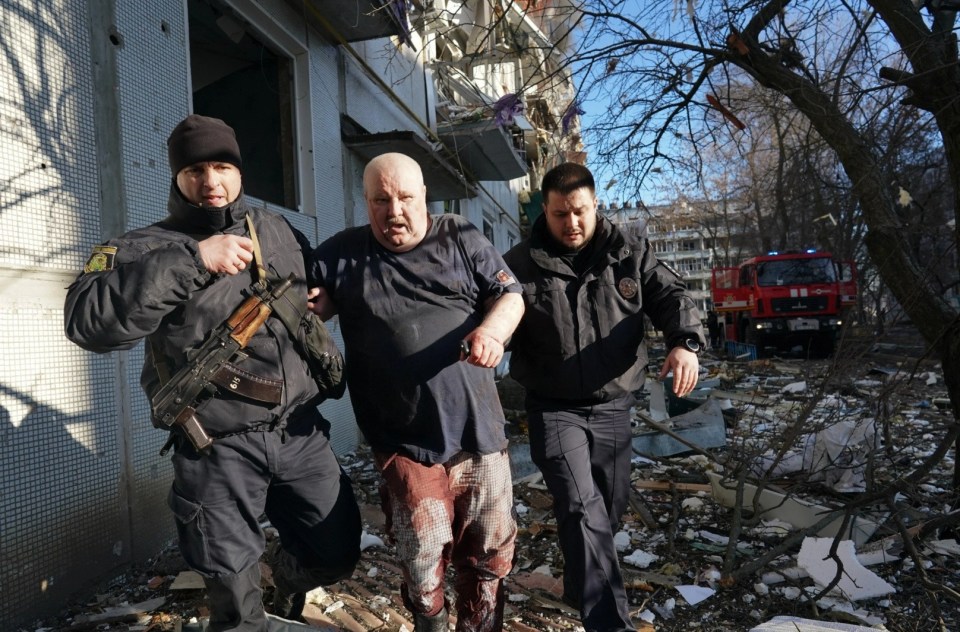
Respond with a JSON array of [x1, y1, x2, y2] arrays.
[[730, 2, 960, 482]]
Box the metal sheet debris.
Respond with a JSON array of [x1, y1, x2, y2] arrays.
[[633, 398, 727, 457], [706, 472, 883, 547], [797, 537, 895, 601], [749, 615, 881, 631]]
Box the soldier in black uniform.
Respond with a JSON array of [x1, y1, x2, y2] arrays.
[[64, 114, 361, 631], [504, 163, 704, 632]]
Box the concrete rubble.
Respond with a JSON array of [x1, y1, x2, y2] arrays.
[[26, 327, 960, 631], [796, 537, 895, 601], [748, 616, 883, 631]]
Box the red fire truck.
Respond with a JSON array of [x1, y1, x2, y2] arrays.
[[711, 250, 857, 356]]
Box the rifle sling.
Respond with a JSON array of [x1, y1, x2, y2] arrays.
[[209, 362, 283, 404], [245, 214, 267, 285], [243, 213, 311, 363]]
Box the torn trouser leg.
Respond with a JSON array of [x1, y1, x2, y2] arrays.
[[449, 450, 515, 632], [376, 450, 517, 632]]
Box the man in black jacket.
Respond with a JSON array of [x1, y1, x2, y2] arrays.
[[504, 163, 704, 632], [64, 114, 361, 631]]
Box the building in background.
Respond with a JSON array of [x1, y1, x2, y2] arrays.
[[0, 0, 581, 625], [602, 199, 730, 315], [422, 0, 585, 230]]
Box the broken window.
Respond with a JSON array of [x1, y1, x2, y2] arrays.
[[187, 0, 298, 210]]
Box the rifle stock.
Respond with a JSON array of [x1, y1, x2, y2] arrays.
[[151, 274, 294, 453]]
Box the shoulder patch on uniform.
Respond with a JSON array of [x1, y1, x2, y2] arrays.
[[83, 245, 117, 274], [495, 269, 517, 286], [618, 277, 638, 299]]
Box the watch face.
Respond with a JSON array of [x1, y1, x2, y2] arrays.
[[684, 338, 701, 353]]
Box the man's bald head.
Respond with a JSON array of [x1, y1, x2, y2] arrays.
[[363, 153, 431, 252], [363, 152, 424, 195]]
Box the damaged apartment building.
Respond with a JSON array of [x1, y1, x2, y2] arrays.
[[0, 0, 583, 626]]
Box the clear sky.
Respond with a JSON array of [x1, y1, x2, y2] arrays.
[[578, 106, 665, 209], [573, 55, 670, 209]]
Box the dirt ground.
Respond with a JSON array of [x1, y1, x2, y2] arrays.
[[23, 325, 960, 632]]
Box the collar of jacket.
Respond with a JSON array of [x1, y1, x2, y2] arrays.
[[528, 212, 630, 275], [164, 180, 249, 234]]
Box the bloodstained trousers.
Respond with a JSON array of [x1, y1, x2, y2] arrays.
[[375, 450, 517, 632], [527, 396, 635, 632], [170, 417, 362, 632]]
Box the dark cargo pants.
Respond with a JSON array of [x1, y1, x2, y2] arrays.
[[169, 415, 361, 632], [527, 395, 635, 632]]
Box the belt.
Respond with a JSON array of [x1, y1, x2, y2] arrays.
[[210, 363, 283, 404]]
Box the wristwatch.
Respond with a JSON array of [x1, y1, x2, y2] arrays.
[[677, 337, 702, 355]]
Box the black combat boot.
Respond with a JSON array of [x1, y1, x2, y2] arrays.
[[413, 607, 449, 632], [263, 538, 306, 622], [270, 588, 306, 622]]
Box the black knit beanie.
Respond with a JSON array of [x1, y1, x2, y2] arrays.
[[167, 114, 242, 175]]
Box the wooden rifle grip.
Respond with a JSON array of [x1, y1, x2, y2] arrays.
[[225, 277, 292, 348], [226, 295, 262, 330], [231, 303, 272, 348]]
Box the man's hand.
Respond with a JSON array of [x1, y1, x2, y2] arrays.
[[197, 234, 253, 275], [460, 292, 523, 369], [658, 347, 700, 397], [460, 328, 505, 368], [307, 286, 338, 321]]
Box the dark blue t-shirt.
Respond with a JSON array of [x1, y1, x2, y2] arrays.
[[311, 214, 521, 464]]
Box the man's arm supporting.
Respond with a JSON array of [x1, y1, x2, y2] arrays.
[[462, 292, 525, 368], [307, 286, 338, 321]]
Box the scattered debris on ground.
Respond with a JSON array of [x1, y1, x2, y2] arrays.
[[23, 325, 960, 632]]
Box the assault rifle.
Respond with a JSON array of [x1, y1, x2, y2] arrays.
[[151, 274, 295, 453]]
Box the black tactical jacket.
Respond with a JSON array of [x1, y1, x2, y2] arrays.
[[503, 214, 704, 403], [64, 184, 322, 436]]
